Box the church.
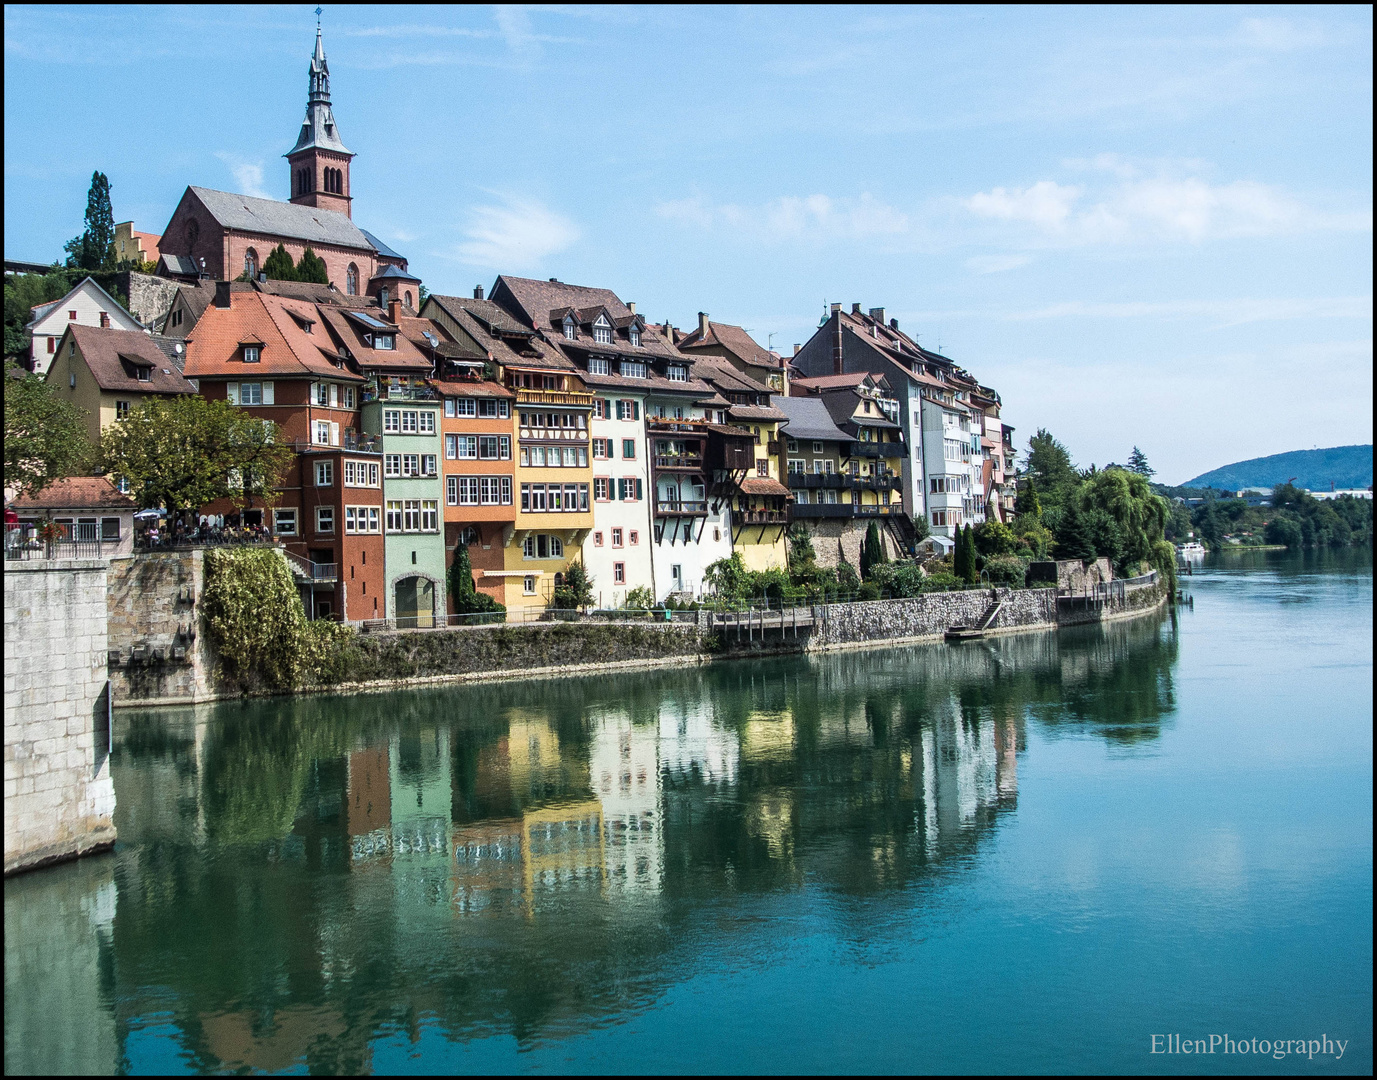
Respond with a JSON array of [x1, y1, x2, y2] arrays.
[[156, 27, 422, 310]]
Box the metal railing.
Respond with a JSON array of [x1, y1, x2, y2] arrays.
[[653, 455, 705, 469], [656, 499, 709, 515], [135, 528, 274, 551], [282, 549, 338, 583], [4, 537, 114, 561]]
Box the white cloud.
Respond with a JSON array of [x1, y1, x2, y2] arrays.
[[964, 254, 1033, 274], [214, 153, 271, 200], [964, 180, 1082, 230], [964, 174, 1370, 245], [454, 197, 579, 270], [1237, 17, 1327, 52], [656, 192, 910, 242]]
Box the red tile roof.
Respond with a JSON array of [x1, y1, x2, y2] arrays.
[[184, 292, 363, 381], [62, 324, 196, 395], [739, 476, 792, 496], [9, 476, 137, 511]]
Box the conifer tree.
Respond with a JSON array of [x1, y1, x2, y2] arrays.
[[295, 246, 329, 285], [1055, 501, 1096, 561], [262, 244, 298, 281], [64, 171, 116, 272], [1127, 446, 1155, 478]]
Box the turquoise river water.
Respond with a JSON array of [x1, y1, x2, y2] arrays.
[[5, 547, 1372, 1074]]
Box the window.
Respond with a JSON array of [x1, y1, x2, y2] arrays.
[[666, 363, 687, 382], [69, 310, 77, 320], [346, 264, 358, 295], [812, 441, 824, 453], [452, 435, 477, 459], [786, 438, 799, 453], [385, 454, 401, 478], [422, 454, 437, 476], [588, 357, 610, 375], [931, 510, 948, 527], [401, 411, 418, 434], [788, 458, 805, 473], [385, 501, 404, 531], [563, 317, 576, 340], [592, 439, 609, 460], [619, 361, 647, 379], [315, 460, 333, 486], [240, 383, 263, 405], [592, 399, 607, 420], [593, 531, 604, 546], [316, 383, 330, 406], [629, 530, 638, 545], [344, 506, 380, 534], [612, 528, 623, 547], [421, 501, 438, 531], [629, 327, 641, 348], [446, 476, 459, 505], [478, 435, 509, 460], [384, 410, 400, 433], [622, 439, 636, 459], [275, 508, 298, 535], [614, 562, 626, 584], [316, 506, 334, 534], [453, 398, 476, 417], [479, 476, 511, 505], [403, 500, 421, 531], [615, 399, 640, 421], [403, 454, 419, 476], [116, 400, 130, 420], [344, 387, 356, 409], [47, 337, 55, 354], [757, 459, 770, 477], [419, 412, 435, 434], [617, 478, 643, 502], [524, 575, 537, 595], [593, 322, 613, 345], [243, 346, 260, 364], [796, 490, 810, 504], [375, 334, 395, 350], [244, 249, 258, 279], [594, 477, 610, 501], [315, 420, 331, 445]]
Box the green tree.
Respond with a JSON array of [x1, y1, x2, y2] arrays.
[[3, 361, 93, 494], [836, 549, 860, 595], [1264, 512, 1303, 549], [909, 512, 930, 544], [1127, 446, 1154, 477], [1079, 467, 1168, 568], [704, 551, 750, 599], [99, 396, 292, 514], [295, 246, 330, 285], [1055, 501, 1096, 561], [860, 520, 888, 580], [448, 544, 505, 617], [4, 266, 75, 359], [552, 560, 594, 610], [963, 524, 979, 583], [63, 171, 116, 272], [1015, 477, 1042, 518], [262, 244, 298, 282], [1024, 428, 1078, 492], [974, 518, 1017, 557]]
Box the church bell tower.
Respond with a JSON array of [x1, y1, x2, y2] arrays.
[[285, 23, 354, 217]]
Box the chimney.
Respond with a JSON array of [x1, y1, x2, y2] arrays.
[[258, 272, 267, 284], [627, 301, 635, 315], [549, 277, 559, 283], [99, 311, 110, 328], [473, 284, 485, 300], [833, 312, 844, 375], [851, 302, 861, 315], [890, 318, 899, 331], [388, 297, 403, 324], [793, 344, 801, 356], [829, 303, 841, 316], [214, 281, 232, 308], [869, 307, 885, 324], [698, 311, 709, 337]]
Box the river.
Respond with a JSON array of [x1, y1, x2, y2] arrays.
[[5, 547, 1371, 1075]]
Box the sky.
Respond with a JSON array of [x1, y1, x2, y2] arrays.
[[4, 5, 1371, 484]]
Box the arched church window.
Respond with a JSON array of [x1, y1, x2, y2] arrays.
[[405, 291, 413, 309], [379, 288, 389, 308], [346, 265, 358, 295], [244, 248, 259, 280], [186, 219, 199, 251]]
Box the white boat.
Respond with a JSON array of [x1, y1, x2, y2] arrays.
[[1177, 542, 1206, 559]]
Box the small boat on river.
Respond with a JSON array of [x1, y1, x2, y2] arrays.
[[1177, 542, 1206, 559]]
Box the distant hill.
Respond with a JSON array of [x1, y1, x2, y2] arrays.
[[1183, 445, 1373, 492]]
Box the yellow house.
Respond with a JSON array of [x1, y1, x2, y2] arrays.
[[45, 323, 197, 446], [689, 357, 790, 571]]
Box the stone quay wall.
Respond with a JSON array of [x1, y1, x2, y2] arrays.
[[4, 559, 117, 874], [107, 550, 215, 706], [811, 587, 1058, 649]]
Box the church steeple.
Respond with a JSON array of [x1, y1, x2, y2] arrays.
[[285, 21, 354, 217]]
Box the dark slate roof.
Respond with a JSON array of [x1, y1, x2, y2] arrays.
[[369, 264, 421, 283], [425, 295, 572, 371], [188, 186, 372, 250], [159, 254, 199, 276], [492, 275, 680, 359], [775, 396, 850, 443], [360, 229, 405, 261], [677, 319, 779, 368]]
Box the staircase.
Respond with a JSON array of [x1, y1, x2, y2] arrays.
[[885, 513, 920, 556], [945, 592, 1002, 642], [975, 598, 1003, 630]]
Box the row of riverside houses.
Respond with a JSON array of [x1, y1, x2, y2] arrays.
[[20, 24, 1016, 623]]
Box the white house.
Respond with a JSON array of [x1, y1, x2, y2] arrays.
[[26, 277, 145, 376]]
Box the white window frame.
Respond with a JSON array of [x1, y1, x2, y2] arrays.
[[384, 410, 401, 433], [316, 506, 335, 534], [315, 460, 333, 487], [274, 508, 298, 536]]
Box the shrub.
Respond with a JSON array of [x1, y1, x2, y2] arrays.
[[984, 555, 1027, 588], [974, 519, 1017, 557], [202, 548, 312, 691], [857, 581, 881, 601], [919, 571, 963, 592], [624, 585, 654, 610], [552, 560, 594, 610]]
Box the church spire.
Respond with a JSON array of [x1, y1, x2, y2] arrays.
[[286, 18, 354, 216], [287, 22, 350, 158]]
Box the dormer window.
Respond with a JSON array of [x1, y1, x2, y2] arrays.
[[563, 317, 577, 341], [587, 357, 610, 376], [374, 334, 395, 351], [629, 327, 641, 348], [243, 345, 261, 364], [135, 365, 151, 382], [666, 363, 687, 382], [619, 360, 647, 379]]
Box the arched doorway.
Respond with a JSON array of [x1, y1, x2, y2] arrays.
[[394, 576, 435, 629]]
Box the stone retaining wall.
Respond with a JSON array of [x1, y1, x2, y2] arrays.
[[4, 559, 116, 874], [811, 587, 1058, 647], [107, 551, 215, 705]]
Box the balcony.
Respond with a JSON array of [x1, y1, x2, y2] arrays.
[[655, 499, 709, 517], [364, 383, 439, 403], [653, 454, 705, 470], [848, 441, 906, 458], [515, 388, 594, 407], [734, 509, 790, 525], [766, 439, 781, 456]]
